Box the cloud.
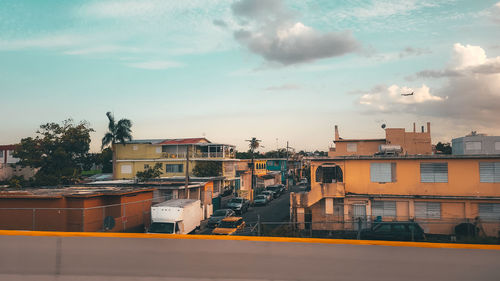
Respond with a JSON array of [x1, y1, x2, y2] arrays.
[[0, 34, 85, 50], [231, 0, 359, 65], [399, 47, 431, 58], [264, 84, 301, 91], [358, 43, 500, 126], [212, 19, 227, 28], [125, 60, 184, 70], [491, 2, 500, 23], [358, 84, 444, 112], [64, 45, 140, 55]]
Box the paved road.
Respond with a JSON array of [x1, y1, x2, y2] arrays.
[[1, 234, 499, 281]]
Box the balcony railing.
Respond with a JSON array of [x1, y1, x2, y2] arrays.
[[161, 152, 235, 159]]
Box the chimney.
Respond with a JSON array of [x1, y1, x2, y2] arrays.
[[413, 122, 416, 133], [421, 126, 424, 133], [427, 122, 431, 134], [334, 125, 339, 141]]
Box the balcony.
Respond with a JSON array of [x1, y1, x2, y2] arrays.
[[161, 151, 235, 159], [292, 182, 345, 208]]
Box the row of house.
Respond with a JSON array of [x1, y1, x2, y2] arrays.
[[292, 123, 500, 237]]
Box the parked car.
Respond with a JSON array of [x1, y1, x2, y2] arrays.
[[212, 217, 246, 235], [266, 184, 284, 197], [253, 195, 268, 206], [261, 190, 275, 201], [207, 209, 235, 228], [227, 197, 250, 214], [359, 222, 426, 241]]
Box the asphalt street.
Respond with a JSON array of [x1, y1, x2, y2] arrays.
[[1, 234, 499, 281]]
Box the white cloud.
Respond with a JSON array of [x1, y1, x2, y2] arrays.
[[264, 84, 301, 91], [125, 60, 184, 70], [0, 34, 85, 50], [359, 43, 500, 126], [64, 45, 140, 55], [492, 2, 500, 23]]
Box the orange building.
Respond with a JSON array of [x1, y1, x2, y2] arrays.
[[0, 187, 154, 232], [329, 122, 432, 157], [291, 155, 500, 237]]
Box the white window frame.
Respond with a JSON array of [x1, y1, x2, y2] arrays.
[[347, 143, 357, 152], [371, 201, 396, 218], [479, 162, 500, 183], [478, 203, 500, 221], [370, 163, 396, 183], [465, 141, 482, 151], [120, 164, 132, 174], [414, 202, 441, 219], [420, 163, 448, 183]]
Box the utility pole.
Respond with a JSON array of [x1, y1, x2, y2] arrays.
[[286, 141, 289, 191], [185, 145, 190, 195]]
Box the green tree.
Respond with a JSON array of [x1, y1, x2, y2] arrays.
[[192, 161, 222, 177], [436, 142, 452, 154], [100, 147, 113, 173], [136, 163, 163, 182], [101, 112, 132, 179], [14, 119, 94, 186]]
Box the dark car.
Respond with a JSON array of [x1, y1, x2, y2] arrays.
[[226, 197, 250, 214], [207, 209, 235, 228], [359, 222, 426, 241], [266, 184, 284, 197]]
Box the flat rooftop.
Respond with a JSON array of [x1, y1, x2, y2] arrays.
[[311, 154, 500, 161], [0, 186, 154, 199]]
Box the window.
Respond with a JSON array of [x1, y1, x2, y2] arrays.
[[132, 145, 138, 151], [347, 143, 357, 152], [144, 164, 150, 169], [465, 141, 482, 151], [156, 147, 162, 153], [370, 163, 396, 183], [479, 162, 500, 183], [0, 150, 3, 158], [166, 164, 183, 173], [495, 142, 500, 151], [478, 204, 500, 221], [315, 165, 343, 183], [420, 163, 448, 183], [415, 202, 441, 219], [121, 164, 132, 174], [371, 201, 396, 218]]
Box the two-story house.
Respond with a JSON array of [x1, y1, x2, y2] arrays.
[[114, 138, 239, 192]]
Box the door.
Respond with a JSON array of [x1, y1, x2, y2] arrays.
[[353, 204, 367, 230]]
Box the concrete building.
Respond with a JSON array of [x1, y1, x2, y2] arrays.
[[329, 122, 432, 157], [452, 132, 500, 155], [236, 159, 282, 200], [114, 138, 239, 192], [0, 144, 36, 181], [0, 186, 154, 232], [291, 155, 500, 237]]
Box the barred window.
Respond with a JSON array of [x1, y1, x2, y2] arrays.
[[479, 204, 500, 221], [166, 164, 183, 173], [479, 162, 500, 183], [415, 202, 441, 219], [370, 163, 396, 183], [371, 201, 396, 218], [420, 163, 448, 183]]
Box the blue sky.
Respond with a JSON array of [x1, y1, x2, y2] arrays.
[[1, 0, 500, 152]]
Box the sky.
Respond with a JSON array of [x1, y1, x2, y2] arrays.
[[1, 0, 500, 153]]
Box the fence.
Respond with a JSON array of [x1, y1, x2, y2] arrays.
[[230, 219, 500, 244], [0, 196, 164, 233]]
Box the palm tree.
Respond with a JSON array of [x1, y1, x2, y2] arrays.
[[246, 137, 261, 199], [102, 112, 132, 179]]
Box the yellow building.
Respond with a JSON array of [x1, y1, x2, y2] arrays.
[[292, 155, 500, 237], [114, 138, 239, 193]]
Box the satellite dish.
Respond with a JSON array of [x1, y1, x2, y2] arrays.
[[381, 124, 386, 129], [103, 216, 115, 231]]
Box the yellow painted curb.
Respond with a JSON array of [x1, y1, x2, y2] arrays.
[[0, 230, 499, 250]]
